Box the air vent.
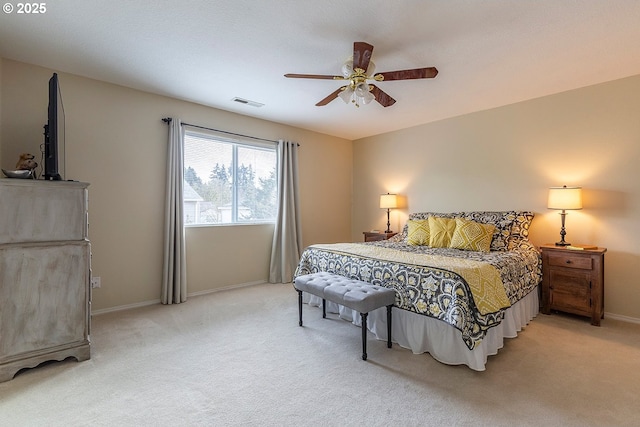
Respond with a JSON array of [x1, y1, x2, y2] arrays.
[[232, 97, 264, 108]]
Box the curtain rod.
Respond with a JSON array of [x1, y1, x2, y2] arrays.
[[162, 117, 280, 144]]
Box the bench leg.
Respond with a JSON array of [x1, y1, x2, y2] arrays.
[[297, 290, 303, 326], [387, 305, 393, 348], [322, 299, 326, 318], [361, 312, 368, 361]]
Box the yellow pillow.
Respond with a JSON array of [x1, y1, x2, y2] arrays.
[[428, 217, 456, 248], [450, 218, 496, 252], [406, 219, 430, 245]]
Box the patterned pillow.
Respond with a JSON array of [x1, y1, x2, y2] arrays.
[[460, 211, 516, 251], [428, 217, 456, 248], [507, 211, 535, 249], [406, 219, 430, 246], [449, 218, 496, 252]]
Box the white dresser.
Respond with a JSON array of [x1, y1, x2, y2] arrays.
[[0, 179, 91, 382]]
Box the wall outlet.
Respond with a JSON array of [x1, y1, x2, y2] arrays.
[[91, 276, 101, 288]]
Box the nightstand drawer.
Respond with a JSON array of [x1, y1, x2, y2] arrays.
[[547, 253, 593, 270]]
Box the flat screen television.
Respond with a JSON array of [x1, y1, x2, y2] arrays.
[[43, 72, 65, 180]]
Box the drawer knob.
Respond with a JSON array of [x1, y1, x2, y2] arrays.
[[566, 260, 572, 264]]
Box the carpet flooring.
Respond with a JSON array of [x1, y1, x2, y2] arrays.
[[1, 282, 640, 426]]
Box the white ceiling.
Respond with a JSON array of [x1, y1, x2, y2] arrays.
[[1, 1, 640, 140]]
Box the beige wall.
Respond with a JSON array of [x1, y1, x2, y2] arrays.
[[0, 59, 352, 311], [3, 56, 639, 320], [353, 74, 640, 320]]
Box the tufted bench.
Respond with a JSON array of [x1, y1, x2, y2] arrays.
[[294, 272, 396, 360]]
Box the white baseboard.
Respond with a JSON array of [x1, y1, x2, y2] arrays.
[[91, 299, 161, 316], [188, 280, 267, 297], [91, 280, 268, 316], [604, 312, 640, 324]]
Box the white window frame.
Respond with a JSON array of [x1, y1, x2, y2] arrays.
[[183, 128, 278, 227]]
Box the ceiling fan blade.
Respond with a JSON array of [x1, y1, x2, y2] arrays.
[[353, 42, 374, 72], [370, 85, 396, 107], [376, 67, 438, 81], [284, 73, 344, 80], [316, 86, 346, 106]]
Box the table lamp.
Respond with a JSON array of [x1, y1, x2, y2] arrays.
[[547, 185, 582, 246], [380, 193, 399, 233]]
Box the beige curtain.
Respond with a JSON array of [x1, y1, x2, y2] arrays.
[[162, 118, 187, 304], [269, 140, 302, 283]]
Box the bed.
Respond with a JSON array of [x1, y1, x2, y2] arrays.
[[294, 211, 541, 371]]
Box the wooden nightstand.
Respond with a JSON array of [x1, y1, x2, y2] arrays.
[[363, 231, 397, 242], [540, 244, 606, 326]]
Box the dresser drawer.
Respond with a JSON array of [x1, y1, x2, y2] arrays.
[[547, 253, 593, 270], [0, 180, 89, 244]]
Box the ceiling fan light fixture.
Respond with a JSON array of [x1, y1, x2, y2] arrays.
[[341, 59, 376, 79], [357, 92, 375, 106], [355, 83, 374, 105], [341, 60, 354, 78], [338, 86, 354, 104], [338, 82, 374, 107], [354, 82, 370, 97]]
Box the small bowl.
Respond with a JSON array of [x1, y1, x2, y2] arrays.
[[2, 169, 35, 179]]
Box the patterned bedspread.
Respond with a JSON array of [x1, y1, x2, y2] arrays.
[[294, 239, 541, 350]]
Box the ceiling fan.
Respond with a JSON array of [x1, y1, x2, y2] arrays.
[[285, 41, 438, 108]]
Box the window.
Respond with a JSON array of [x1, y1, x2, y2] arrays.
[[183, 129, 278, 225]]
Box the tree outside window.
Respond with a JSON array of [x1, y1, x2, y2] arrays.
[[183, 131, 277, 225]]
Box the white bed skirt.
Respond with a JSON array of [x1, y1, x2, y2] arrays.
[[304, 287, 539, 371]]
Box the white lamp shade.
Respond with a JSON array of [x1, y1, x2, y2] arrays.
[[548, 186, 583, 210], [341, 60, 354, 78], [355, 83, 374, 104], [354, 82, 368, 96], [338, 86, 354, 103], [380, 193, 399, 209], [342, 59, 376, 77]]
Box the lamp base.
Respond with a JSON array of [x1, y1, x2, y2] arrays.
[[385, 208, 392, 236], [555, 211, 570, 247]]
